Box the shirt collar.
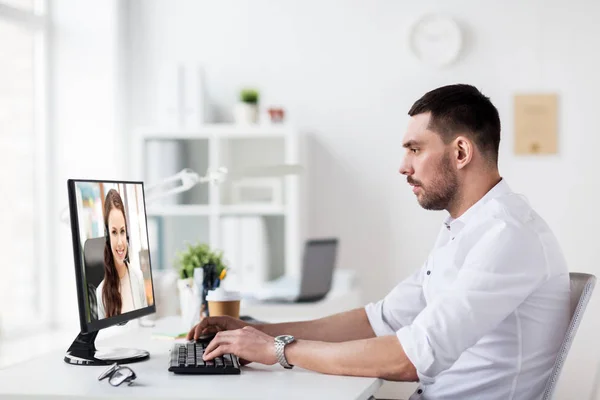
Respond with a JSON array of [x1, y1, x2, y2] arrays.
[[443, 178, 511, 236]]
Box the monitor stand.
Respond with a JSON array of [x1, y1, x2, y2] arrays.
[[64, 330, 149, 366]]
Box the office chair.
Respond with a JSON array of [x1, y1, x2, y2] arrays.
[[542, 272, 596, 400], [83, 237, 107, 321]]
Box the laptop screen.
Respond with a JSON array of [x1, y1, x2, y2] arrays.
[[299, 238, 338, 301]]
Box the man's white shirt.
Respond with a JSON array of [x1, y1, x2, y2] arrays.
[[365, 179, 570, 400]]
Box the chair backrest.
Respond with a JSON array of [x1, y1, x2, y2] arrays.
[[84, 236, 106, 289], [542, 272, 596, 400], [83, 236, 106, 321]]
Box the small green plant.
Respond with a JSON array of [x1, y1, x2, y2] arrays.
[[240, 88, 259, 104], [175, 241, 227, 280]]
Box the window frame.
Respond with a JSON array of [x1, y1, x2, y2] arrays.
[[0, 0, 51, 339]]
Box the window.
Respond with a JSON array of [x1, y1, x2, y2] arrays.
[[0, 0, 48, 338], [2, 0, 32, 11]]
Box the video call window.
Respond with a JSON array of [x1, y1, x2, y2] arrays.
[[73, 181, 154, 323]]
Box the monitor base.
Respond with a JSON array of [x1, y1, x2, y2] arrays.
[[64, 330, 150, 366]]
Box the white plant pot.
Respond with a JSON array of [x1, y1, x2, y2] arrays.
[[234, 102, 259, 124], [177, 278, 201, 331]]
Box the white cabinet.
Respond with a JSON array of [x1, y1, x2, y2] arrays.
[[131, 124, 306, 288]]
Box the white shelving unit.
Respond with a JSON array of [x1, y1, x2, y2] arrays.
[[131, 124, 306, 287]]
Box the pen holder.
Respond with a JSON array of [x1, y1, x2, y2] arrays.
[[201, 264, 221, 317]]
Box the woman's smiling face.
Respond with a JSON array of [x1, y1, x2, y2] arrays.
[[108, 209, 128, 265]]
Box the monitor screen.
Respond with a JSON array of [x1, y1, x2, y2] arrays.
[[68, 179, 156, 333]]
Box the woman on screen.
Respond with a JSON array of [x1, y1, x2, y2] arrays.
[[96, 189, 148, 319]]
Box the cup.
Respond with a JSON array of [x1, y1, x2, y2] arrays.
[[205, 287, 241, 318]]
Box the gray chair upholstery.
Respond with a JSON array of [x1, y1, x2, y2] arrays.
[[83, 236, 106, 321], [84, 237, 106, 288], [542, 272, 596, 400]]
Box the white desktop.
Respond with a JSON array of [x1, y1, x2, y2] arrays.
[[0, 316, 382, 400]]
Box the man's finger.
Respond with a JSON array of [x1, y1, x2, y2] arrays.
[[201, 325, 220, 335], [203, 343, 233, 361], [186, 326, 195, 340], [192, 317, 224, 340], [192, 321, 207, 340], [203, 331, 235, 354], [187, 320, 204, 340]]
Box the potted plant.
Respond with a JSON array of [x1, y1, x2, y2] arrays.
[[174, 242, 228, 328], [234, 88, 260, 124]]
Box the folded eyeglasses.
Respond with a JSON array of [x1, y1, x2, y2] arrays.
[[98, 363, 137, 387]]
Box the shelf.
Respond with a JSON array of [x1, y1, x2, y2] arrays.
[[146, 204, 285, 217], [220, 204, 285, 216], [146, 205, 211, 217], [135, 121, 303, 281], [135, 124, 292, 140]]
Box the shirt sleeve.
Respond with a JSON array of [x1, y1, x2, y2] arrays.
[[396, 217, 549, 380], [365, 266, 426, 336]]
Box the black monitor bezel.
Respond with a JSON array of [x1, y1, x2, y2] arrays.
[[67, 178, 156, 334]]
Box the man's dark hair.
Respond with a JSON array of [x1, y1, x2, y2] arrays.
[[408, 84, 501, 166]]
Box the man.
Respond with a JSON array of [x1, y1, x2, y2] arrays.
[[188, 84, 570, 400]]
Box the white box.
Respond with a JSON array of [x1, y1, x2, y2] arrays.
[[231, 178, 282, 205]]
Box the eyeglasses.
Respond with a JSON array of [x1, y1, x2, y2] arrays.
[[98, 363, 137, 387]]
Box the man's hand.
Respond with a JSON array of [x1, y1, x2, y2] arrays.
[[202, 326, 278, 366], [187, 316, 250, 340]]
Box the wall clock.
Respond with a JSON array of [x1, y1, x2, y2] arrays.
[[408, 13, 463, 68]]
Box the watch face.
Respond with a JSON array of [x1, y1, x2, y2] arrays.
[[277, 335, 294, 344]]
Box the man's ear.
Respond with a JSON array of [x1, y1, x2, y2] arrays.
[[454, 136, 473, 170]]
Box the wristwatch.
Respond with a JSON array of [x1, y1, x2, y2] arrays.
[[274, 335, 295, 369]]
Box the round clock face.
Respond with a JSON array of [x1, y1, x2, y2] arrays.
[[408, 14, 463, 67]]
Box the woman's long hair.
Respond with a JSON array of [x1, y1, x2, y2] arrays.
[[102, 189, 129, 318]]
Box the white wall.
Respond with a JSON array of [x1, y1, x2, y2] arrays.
[[50, 0, 127, 330], [127, 1, 600, 398]]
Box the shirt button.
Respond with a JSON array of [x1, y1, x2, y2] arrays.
[[426, 271, 431, 275], [417, 389, 423, 394]]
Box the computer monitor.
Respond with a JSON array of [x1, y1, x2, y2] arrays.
[[64, 179, 156, 366]]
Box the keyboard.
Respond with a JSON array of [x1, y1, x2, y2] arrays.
[[168, 341, 241, 375]]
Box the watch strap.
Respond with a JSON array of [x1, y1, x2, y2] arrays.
[[275, 337, 294, 369]]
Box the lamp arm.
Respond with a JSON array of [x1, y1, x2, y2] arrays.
[[58, 163, 302, 224], [146, 168, 208, 202]]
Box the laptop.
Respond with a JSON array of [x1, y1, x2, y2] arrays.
[[247, 238, 338, 303]]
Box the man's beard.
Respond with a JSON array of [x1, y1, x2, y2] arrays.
[[409, 152, 459, 211]]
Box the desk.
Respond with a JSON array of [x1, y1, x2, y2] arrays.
[[241, 287, 364, 323], [0, 317, 382, 400]]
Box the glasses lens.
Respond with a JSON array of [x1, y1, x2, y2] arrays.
[[108, 367, 135, 387]]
